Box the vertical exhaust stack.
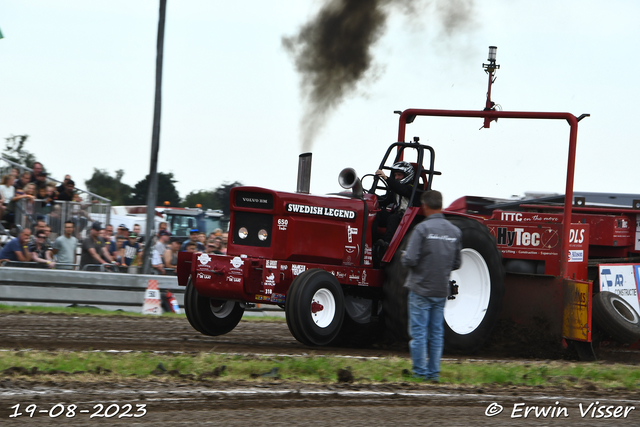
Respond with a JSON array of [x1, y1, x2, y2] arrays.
[[296, 152, 312, 194]]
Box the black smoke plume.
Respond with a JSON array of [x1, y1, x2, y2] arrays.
[[283, 0, 475, 152]]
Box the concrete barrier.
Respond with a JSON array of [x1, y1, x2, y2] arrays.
[[0, 267, 182, 312], [0, 267, 285, 317]]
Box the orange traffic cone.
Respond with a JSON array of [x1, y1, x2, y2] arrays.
[[142, 279, 162, 315]]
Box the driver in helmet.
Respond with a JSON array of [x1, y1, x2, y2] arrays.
[[374, 161, 419, 245]]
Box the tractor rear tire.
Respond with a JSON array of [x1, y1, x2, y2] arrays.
[[444, 217, 505, 353], [382, 217, 505, 353], [185, 277, 244, 336], [382, 233, 412, 342], [593, 291, 640, 344], [285, 269, 345, 346]]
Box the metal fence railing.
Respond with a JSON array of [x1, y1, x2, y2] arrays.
[[0, 261, 79, 269], [0, 260, 176, 276], [7, 198, 111, 240], [0, 158, 187, 276], [1, 156, 111, 238], [0, 156, 110, 203]]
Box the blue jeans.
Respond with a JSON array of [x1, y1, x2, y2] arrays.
[[408, 292, 446, 380]]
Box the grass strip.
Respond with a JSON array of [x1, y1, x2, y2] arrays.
[[0, 304, 179, 318], [1, 351, 638, 389], [0, 304, 285, 322]]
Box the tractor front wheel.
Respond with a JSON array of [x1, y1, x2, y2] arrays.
[[286, 269, 345, 346], [185, 276, 244, 336], [184, 276, 206, 334]]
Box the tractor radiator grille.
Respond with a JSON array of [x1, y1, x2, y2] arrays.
[[232, 211, 272, 247]]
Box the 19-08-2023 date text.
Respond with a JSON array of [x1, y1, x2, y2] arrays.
[[9, 403, 147, 418]]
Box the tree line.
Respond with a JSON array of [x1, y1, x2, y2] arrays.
[[85, 168, 241, 214]]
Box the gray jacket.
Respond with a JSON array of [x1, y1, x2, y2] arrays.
[[401, 213, 462, 298]]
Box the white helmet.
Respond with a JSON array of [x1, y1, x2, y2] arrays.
[[391, 161, 414, 185]]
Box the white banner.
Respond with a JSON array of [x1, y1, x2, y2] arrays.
[[598, 264, 640, 314]]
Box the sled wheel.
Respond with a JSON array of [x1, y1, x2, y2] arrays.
[[285, 269, 344, 346], [444, 217, 505, 353], [593, 291, 640, 344], [186, 277, 244, 336]]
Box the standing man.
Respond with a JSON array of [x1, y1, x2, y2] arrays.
[[34, 171, 48, 193], [14, 171, 31, 191], [401, 190, 461, 382], [56, 179, 76, 202], [29, 162, 45, 183], [53, 221, 78, 270], [163, 237, 180, 271], [155, 230, 170, 256], [56, 174, 71, 195], [104, 224, 119, 259], [114, 224, 129, 240], [180, 229, 204, 251], [122, 232, 141, 266], [104, 224, 115, 241], [80, 222, 111, 269], [133, 224, 145, 245]]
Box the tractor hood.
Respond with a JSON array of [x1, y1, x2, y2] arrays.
[[227, 186, 378, 267]]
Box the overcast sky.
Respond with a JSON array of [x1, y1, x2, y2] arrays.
[[1, 0, 638, 207]]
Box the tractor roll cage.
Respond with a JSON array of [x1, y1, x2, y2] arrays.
[[371, 141, 442, 208], [396, 108, 590, 280]]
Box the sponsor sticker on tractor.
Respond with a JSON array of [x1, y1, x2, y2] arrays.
[[347, 225, 358, 243], [562, 280, 591, 341], [198, 253, 211, 265], [230, 256, 244, 269], [277, 218, 288, 231], [292, 264, 306, 276], [568, 250, 583, 263]]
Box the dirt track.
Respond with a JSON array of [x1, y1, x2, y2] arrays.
[[1, 313, 639, 426], [0, 312, 406, 356]]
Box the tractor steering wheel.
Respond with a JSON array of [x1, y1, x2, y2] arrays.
[[361, 173, 389, 202]]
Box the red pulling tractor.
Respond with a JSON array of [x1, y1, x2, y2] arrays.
[[177, 47, 640, 359]]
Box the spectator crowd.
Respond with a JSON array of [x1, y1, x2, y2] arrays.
[[1, 161, 87, 233], [1, 161, 229, 273]]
